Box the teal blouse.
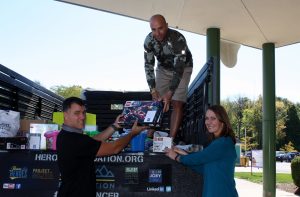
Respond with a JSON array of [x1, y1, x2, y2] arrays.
[[180, 136, 239, 197]]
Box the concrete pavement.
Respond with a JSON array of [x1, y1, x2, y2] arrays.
[[235, 164, 298, 197], [235, 178, 297, 197]]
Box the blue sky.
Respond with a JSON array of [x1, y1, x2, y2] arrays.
[[1, 1, 299, 103]]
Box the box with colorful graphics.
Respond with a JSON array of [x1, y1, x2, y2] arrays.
[[119, 101, 163, 128]]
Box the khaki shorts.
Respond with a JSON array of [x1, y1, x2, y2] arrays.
[[155, 67, 193, 102]]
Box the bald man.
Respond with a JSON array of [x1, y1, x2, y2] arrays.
[[144, 14, 193, 141]]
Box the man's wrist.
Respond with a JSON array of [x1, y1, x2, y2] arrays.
[[150, 88, 156, 94], [110, 124, 118, 131]]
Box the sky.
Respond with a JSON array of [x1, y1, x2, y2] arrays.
[[1, 0, 300, 103]]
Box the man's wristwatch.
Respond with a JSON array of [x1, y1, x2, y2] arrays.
[[110, 124, 118, 131]]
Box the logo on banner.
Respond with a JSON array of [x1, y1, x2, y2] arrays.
[[148, 169, 162, 183], [3, 183, 15, 189], [165, 186, 172, 192], [9, 166, 28, 180], [124, 167, 139, 184], [15, 183, 21, 189], [32, 168, 54, 179], [95, 165, 115, 190], [95, 165, 114, 179]]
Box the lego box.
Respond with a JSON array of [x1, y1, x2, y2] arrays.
[[119, 101, 163, 128]]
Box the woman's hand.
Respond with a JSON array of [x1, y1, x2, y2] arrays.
[[165, 147, 178, 160], [174, 146, 188, 155]]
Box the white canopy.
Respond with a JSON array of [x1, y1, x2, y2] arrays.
[[57, 0, 300, 49]]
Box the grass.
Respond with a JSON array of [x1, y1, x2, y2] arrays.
[[235, 172, 293, 184]]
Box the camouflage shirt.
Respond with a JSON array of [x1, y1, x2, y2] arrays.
[[144, 28, 193, 92]]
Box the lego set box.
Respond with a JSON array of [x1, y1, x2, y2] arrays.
[[119, 101, 163, 128]]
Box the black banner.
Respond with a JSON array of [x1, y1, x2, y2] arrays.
[[0, 151, 202, 197]]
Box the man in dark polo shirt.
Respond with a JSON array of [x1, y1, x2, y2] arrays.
[[56, 97, 148, 197]]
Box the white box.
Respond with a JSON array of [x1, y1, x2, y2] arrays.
[[28, 133, 41, 149], [30, 124, 58, 149], [153, 137, 172, 152]]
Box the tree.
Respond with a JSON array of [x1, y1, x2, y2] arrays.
[[280, 141, 297, 152], [50, 85, 83, 98], [275, 99, 289, 150], [284, 104, 300, 151], [223, 97, 250, 140]]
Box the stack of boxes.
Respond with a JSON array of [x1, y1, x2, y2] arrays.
[[0, 112, 97, 151]]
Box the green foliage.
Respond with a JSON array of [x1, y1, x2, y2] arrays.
[[222, 96, 300, 152], [222, 97, 250, 141], [291, 156, 300, 187], [284, 104, 300, 151], [280, 141, 298, 152], [275, 100, 288, 149], [50, 85, 83, 98]]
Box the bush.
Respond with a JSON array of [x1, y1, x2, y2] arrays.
[[291, 156, 300, 187]]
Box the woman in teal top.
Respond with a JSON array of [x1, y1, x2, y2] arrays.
[[166, 105, 239, 197]]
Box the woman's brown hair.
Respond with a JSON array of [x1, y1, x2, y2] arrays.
[[206, 105, 236, 144]]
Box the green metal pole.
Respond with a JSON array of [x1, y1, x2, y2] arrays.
[[206, 28, 220, 105], [262, 43, 276, 197]]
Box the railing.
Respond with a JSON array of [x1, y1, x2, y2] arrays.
[[0, 64, 64, 120], [181, 57, 213, 145]]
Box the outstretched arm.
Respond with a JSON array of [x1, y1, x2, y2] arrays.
[[96, 121, 148, 156], [93, 115, 123, 142]]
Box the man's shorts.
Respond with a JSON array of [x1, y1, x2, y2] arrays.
[[155, 67, 193, 103]]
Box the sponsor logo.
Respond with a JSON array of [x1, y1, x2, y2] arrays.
[[96, 192, 119, 197], [148, 169, 162, 183], [159, 186, 164, 192], [9, 166, 28, 180], [166, 186, 172, 192], [95, 165, 115, 190], [35, 153, 57, 161], [125, 167, 138, 173], [147, 187, 161, 192], [15, 183, 21, 189], [146, 186, 165, 192], [32, 168, 54, 179], [124, 167, 139, 184], [3, 183, 15, 189], [94, 155, 143, 163], [96, 165, 114, 179]]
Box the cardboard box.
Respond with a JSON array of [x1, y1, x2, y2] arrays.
[[20, 119, 49, 132], [153, 137, 172, 152], [30, 124, 58, 149]]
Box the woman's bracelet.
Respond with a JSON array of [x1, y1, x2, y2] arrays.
[[175, 154, 180, 162]]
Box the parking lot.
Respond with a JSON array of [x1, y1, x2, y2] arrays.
[[236, 161, 292, 173]]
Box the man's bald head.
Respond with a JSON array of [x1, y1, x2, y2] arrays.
[[149, 14, 168, 42]]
